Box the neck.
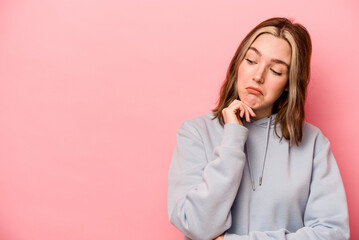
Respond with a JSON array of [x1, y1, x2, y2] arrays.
[[252, 109, 273, 121]]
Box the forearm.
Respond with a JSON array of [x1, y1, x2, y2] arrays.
[[224, 225, 348, 240], [168, 122, 249, 240]]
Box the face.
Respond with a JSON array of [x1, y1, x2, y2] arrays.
[[237, 33, 291, 119]]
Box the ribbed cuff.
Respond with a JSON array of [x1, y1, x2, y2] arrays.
[[221, 123, 248, 149]]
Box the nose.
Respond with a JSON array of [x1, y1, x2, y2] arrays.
[[253, 75, 263, 82], [253, 66, 265, 83]]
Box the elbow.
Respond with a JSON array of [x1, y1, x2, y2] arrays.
[[169, 210, 231, 240]]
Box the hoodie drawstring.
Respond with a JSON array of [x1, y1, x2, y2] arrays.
[[245, 115, 272, 191]]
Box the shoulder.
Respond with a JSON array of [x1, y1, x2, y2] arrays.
[[180, 113, 219, 129], [302, 122, 321, 137], [178, 113, 222, 139], [302, 122, 330, 154], [302, 122, 328, 142]]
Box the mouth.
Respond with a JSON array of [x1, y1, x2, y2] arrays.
[[246, 86, 263, 96]]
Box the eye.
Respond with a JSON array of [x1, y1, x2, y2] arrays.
[[245, 59, 256, 65], [271, 69, 282, 76]]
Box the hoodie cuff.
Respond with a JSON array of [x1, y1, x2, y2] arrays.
[[221, 123, 248, 149]]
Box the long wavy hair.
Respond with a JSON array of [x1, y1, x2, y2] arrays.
[[212, 17, 312, 146]]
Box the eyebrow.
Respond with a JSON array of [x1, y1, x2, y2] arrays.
[[248, 47, 290, 68]]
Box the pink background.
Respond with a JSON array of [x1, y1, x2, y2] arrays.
[[0, 0, 358, 239]]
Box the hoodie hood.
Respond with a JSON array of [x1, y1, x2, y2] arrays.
[[250, 113, 277, 128]]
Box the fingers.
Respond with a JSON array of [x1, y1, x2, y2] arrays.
[[245, 104, 256, 118], [227, 100, 255, 122], [239, 100, 256, 120], [222, 99, 256, 125]]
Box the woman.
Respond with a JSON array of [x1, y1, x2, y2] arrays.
[[167, 17, 350, 240]]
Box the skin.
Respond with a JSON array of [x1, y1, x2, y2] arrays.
[[222, 33, 291, 126], [213, 235, 225, 240]]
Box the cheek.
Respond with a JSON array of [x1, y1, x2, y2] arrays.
[[237, 65, 251, 85], [267, 78, 288, 96], [278, 77, 289, 90], [238, 63, 252, 76]]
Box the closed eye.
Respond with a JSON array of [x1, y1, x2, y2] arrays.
[[271, 69, 282, 76], [245, 59, 256, 64]]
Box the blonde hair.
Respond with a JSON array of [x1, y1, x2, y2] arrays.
[[212, 17, 312, 145]]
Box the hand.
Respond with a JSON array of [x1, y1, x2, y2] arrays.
[[222, 99, 256, 126], [213, 234, 224, 240]]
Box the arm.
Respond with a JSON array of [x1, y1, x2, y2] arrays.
[[167, 120, 248, 240], [223, 134, 350, 240]]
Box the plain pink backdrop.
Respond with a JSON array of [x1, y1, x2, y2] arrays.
[[0, 0, 358, 239]]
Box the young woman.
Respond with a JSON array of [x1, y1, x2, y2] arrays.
[[167, 17, 350, 240]]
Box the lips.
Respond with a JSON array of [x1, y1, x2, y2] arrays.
[[246, 86, 263, 96]]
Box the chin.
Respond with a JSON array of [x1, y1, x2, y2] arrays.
[[241, 95, 261, 108], [242, 99, 258, 109]]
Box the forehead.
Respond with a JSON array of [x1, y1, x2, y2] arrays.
[[249, 33, 291, 65]]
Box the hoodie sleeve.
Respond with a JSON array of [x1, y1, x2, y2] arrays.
[[168, 120, 249, 240], [223, 133, 350, 240]]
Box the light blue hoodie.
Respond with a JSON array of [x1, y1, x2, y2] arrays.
[[168, 113, 349, 240]]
